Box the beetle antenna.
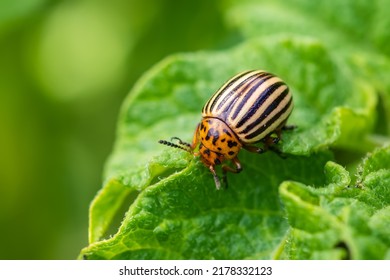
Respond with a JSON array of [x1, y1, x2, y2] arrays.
[[158, 140, 191, 152], [170, 137, 191, 148]]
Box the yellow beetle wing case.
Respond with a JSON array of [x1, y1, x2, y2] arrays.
[[202, 70, 293, 144]]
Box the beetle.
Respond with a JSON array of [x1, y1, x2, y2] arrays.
[[159, 70, 294, 189]]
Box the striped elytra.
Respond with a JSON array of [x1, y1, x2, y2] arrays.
[[159, 70, 294, 190], [202, 70, 293, 143]]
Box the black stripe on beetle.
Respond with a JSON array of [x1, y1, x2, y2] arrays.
[[239, 86, 290, 134], [244, 96, 293, 140], [208, 71, 254, 113], [230, 74, 274, 121], [205, 71, 260, 113], [234, 81, 287, 129]]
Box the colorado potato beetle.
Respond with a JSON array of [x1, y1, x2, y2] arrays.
[[159, 70, 294, 189]]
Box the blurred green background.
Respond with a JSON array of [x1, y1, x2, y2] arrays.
[[0, 0, 230, 259]]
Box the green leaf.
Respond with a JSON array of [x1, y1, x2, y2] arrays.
[[82, 150, 333, 259], [79, 34, 383, 259], [279, 146, 390, 259]]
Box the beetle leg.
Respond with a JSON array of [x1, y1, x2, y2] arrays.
[[268, 145, 287, 159], [262, 134, 287, 158], [268, 123, 296, 158], [264, 134, 279, 146], [274, 123, 296, 142], [209, 165, 221, 190], [272, 120, 296, 141], [221, 157, 242, 189], [243, 145, 266, 154], [243, 138, 287, 159], [244, 136, 281, 154]]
